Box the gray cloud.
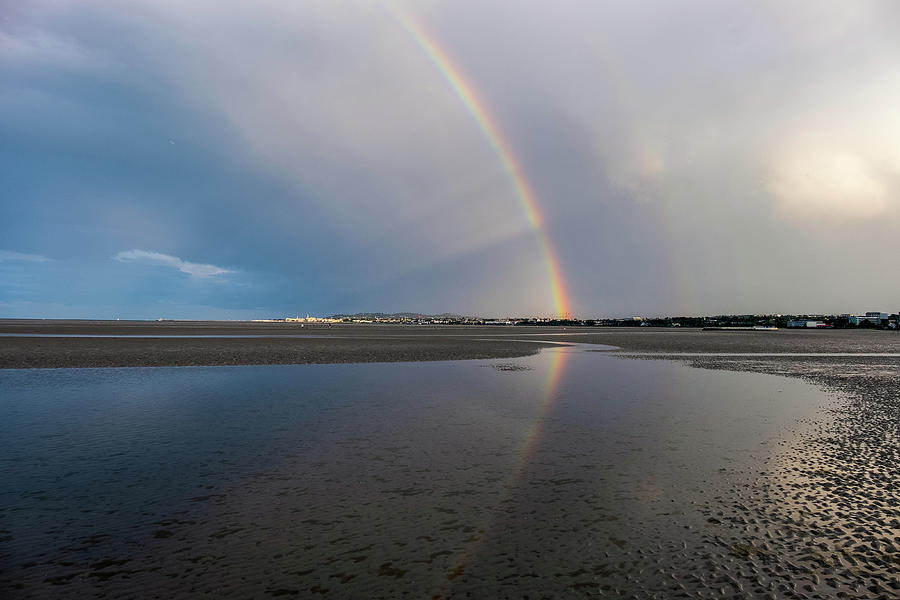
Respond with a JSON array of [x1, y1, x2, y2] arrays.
[[3, 1, 900, 316]]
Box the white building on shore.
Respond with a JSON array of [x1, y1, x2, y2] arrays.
[[285, 314, 340, 324], [848, 312, 889, 326]]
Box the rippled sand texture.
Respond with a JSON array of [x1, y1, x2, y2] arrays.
[[660, 355, 900, 599]]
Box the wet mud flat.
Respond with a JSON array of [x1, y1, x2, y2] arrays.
[[620, 352, 900, 599], [3, 319, 899, 369], [0, 335, 557, 369], [582, 327, 900, 355], [0, 320, 567, 368]]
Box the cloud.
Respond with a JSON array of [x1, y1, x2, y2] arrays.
[[5, 1, 900, 316], [770, 149, 891, 219], [0, 250, 52, 262], [113, 249, 231, 278], [0, 28, 112, 73], [765, 75, 900, 220]]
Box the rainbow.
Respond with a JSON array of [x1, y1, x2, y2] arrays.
[[389, 6, 573, 318], [431, 344, 571, 596]]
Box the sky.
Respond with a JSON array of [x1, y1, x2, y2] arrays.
[[2, 0, 899, 319]]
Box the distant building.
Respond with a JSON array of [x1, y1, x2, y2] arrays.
[[285, 314, 340, 324], [848, 312, 889, 326], [787, 320, 826, 328]]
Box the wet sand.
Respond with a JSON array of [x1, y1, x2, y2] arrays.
[[676, 355, 899, 599], [0, 320, 561, 368], [4, 319, 900, 369], [615, 349, 900, 598]]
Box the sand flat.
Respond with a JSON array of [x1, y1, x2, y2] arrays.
[[3, 319, 900, 369]]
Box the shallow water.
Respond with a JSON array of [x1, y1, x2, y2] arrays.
[[0, 347, 829, 598]]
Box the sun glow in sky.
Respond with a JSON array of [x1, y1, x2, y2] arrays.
[[2, 1, 899, 319]]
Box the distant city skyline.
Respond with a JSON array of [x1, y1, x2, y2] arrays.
[[3, 1, 900, 319]]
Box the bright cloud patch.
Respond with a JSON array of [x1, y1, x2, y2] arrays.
[[766, 72, 900, 221], [114, 250, 231, 278], [770, 149, 890, 219], [0, 250, 52, 262]]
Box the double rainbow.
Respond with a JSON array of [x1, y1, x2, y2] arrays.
[[390, 6, 573, 318]]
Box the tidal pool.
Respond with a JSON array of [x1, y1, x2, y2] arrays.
[[0, 346, 829, 598]]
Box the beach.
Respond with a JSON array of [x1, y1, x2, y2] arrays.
[[0, 320, 560, 368], [3, 319, 900, 369], [664, 352, 900, 599], [1, 321, 898, 598]]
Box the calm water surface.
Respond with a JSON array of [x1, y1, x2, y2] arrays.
[[0, 347, 828, 598]]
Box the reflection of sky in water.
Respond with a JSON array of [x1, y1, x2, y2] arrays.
[[0, 349, 827, 597]]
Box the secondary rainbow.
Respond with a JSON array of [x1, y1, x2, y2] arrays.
[[390, 6, 572, 318]]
